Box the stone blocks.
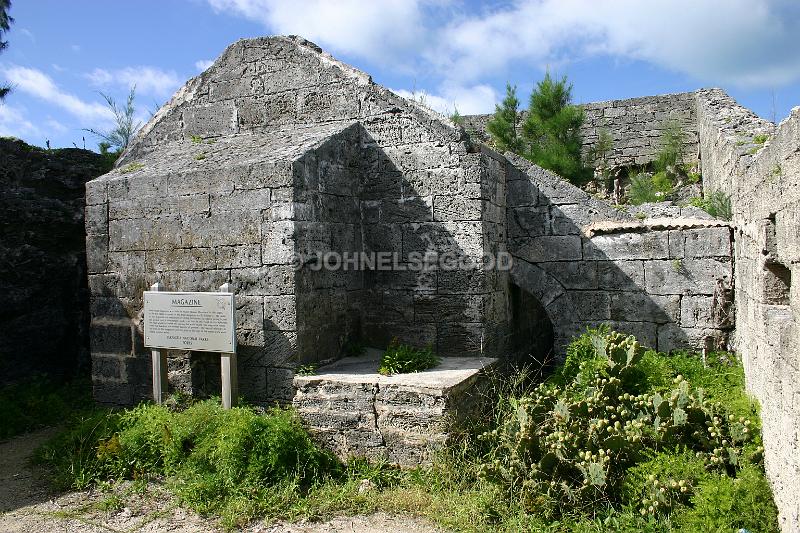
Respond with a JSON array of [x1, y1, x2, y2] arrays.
[[293, 354, 497, 466]]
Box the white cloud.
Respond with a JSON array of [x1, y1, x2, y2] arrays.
[[435, 0, 800, 88], [3, 65, 112, 123], [207, 0, 431, 67], [85, 66, 181, 98], [45, 118, 67, 133], [195, 59, 214, 72], [19, 28, 35, 42], [0, 103, 42, 139], [392, 84, 497, 115], [206, 0, 800, 89]]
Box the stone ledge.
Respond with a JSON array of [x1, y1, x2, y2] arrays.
[[584, 218, 730, 237], [293, 353, 497, 466]]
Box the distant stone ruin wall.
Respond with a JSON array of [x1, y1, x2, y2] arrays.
[[505, 154, 734, 355], [0, 139, 109, 385], [581, 92, 698, 167], [462, 91, 699, 168], [697, 90, 800, 530]]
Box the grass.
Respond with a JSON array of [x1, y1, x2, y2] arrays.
[[689, 191, 732, 220], [0, 376, 93, 440], [378, 338, 439, 375], [629, 171, 673, 205], [35, 331, 778, 532], [119, 162, 144, 173]]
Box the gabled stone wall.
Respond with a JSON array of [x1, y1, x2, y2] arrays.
[[87, 37, 519, 406]]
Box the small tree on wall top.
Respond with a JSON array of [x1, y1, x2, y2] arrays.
[[487, 73, 589, 186], [521, 72, 588, 185], [487, 83, 524, 153]]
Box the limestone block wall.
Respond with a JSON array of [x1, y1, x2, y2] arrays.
[[87, 36, 521, 406], [505, 154, 734, 355], [86, 125, 360, 405], [355, 143, 513, 359], [580, 92, 698, 167], [462, 91, 699, 168], [696, 89, 800, 530], [0, 139, 110, 385], [293, 355, 497, 466], [696, 88, 775, 195]]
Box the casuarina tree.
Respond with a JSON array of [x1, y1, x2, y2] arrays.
[[487, 83, 524, 154], [521, 72, 588, 185], [0, 0, 13, 100]]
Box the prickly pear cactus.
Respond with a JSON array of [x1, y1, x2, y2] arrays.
[[478, 330, 760, 515]]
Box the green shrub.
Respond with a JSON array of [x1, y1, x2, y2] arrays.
[[521, 73, 590, 186], [34, 408, 124, 489], [685, 170, 702, 184], [650, 171, 673, 194], [629, 172, 673, 205], [37, 400, 341, 528], [622, 451, 707, 516], [654, 121, 687, 176], [379, 338, 439, 375], [487, 84, 523, 154], [673, 465, 779, 532], [478, 329, 765, 519], [34, 331, 777, 532], [689, 191, 732, 220], [550, 325, 610, 386]]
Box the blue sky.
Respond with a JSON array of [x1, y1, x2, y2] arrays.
[[1, 0, 799, 149]]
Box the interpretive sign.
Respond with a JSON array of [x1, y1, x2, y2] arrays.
[[144, 290, 235, 353]]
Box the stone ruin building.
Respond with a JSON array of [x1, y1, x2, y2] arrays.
[[82, 36, 799, 529]]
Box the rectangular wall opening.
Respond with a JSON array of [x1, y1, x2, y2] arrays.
[[764, 261, 791, 305]]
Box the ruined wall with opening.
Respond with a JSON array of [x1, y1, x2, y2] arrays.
[[505, 153, 734, 355], [697, 90, 800, 530], [83, 35, 800, 528]]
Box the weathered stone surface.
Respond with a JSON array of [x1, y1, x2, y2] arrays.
[[0, 138, 110, 385], [585, 231, 670, 261], [696, 89, 800, 530], [80, 36, 799, 529], [293, 353, 497, 466]]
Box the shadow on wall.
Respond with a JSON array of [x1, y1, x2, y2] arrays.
[[93, 137, 733, 407], [120, 124, 530, 406], [503, 153, 734, 356], [118, 131, 734, 407]]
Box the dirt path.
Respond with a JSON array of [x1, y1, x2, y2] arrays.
[[0, 428, 442, 533]]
